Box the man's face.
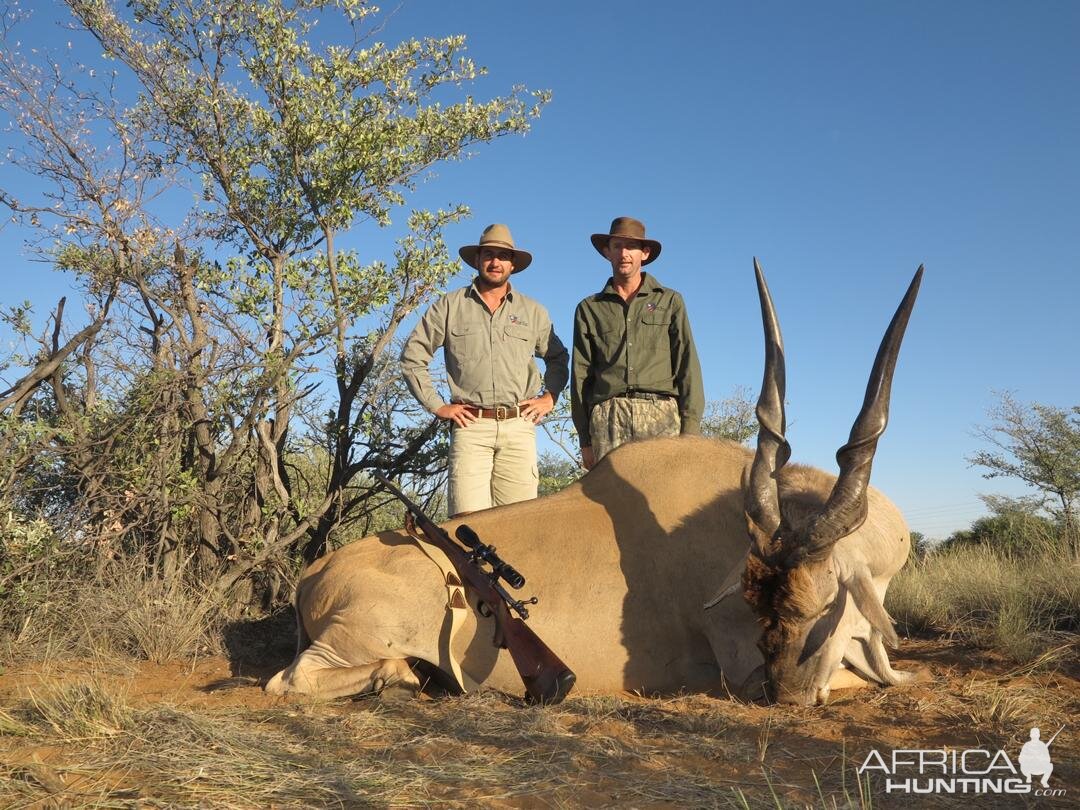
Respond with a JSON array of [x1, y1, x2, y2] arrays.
[[476, 247, 514, 289], [603, 237, 650, 281]]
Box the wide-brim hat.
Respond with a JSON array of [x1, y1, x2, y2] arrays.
[[459, 223, 532, 273], [590, 216, 662, 265]]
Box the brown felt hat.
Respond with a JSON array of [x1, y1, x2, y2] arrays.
[[458, 224, 532, 273], [590, 216, 662, 265]]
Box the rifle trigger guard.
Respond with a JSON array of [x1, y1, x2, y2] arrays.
[[477, 601, 508, 649]]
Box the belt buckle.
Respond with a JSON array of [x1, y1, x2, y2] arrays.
[[495, 405, 508, 420]]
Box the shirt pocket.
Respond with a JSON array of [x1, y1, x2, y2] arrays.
[[447, 323, 484, 368], [638, 307, 671, 354], [640, 306, 670, 327], [592, 325, 626, 367], [502, 323, 534, 363]]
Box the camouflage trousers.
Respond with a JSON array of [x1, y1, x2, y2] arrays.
[[588, 396, 680, 462]]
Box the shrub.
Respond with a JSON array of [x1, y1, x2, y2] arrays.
[[942, 510, 1059, 556]]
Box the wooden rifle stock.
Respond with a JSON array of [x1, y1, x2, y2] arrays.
[[374, 474, 576, 704]]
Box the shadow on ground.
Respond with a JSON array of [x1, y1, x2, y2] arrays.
[[219, 609, 297, 682]]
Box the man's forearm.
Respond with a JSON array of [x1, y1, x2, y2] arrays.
[[401, 364, 446, 414]]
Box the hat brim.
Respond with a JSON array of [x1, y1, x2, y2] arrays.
[[459, 245, 532, 273], [590, 234, 662, 265]]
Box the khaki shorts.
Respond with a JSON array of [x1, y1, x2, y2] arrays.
[[448, 416, 538, 515], [589, 396, 680, 462]]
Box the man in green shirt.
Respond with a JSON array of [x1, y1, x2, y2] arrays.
[[401, 224, 569, 515], [571, 217, 704, 470]]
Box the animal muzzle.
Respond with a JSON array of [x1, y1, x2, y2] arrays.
[[769, 680, 830, 706]]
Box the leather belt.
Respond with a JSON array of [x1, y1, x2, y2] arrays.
[[462, 404, 521, 420], [612, 391, 674, 401]]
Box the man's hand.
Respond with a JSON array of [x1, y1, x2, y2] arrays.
[[581, 446, 596, 471], [518, 391, 556, 424], [435, 403, 478, 429]]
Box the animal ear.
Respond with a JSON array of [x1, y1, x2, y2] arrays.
[[704, 555, 747, 610], [843, 564, 899, 648], [703, 580, 742, 609]]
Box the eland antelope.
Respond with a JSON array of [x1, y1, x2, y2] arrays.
[[267, 262, 925, 705]]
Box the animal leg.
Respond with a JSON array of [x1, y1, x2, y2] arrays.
[[844, 632, 930, 686], [867, 631, 931, 685], [827, 666, 870, 692], [266, 653, 419, 700]]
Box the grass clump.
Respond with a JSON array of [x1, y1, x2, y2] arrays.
[[24, 678, 136, 740], [888, 539, 1079, 667], [0, 707, 33, 737], [80, 566, 218, 663], [0, 554, 223, 666]]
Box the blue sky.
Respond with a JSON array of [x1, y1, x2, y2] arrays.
[[1, 1, 1077, 538]]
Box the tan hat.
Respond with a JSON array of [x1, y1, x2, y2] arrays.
[[590, 216, 662, 265], [459, 224, 532, 273]]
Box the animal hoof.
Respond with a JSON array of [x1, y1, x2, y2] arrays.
[[264, 673, 287, 695], [379, 682, 418, 703], [891, 664, 933, 685]]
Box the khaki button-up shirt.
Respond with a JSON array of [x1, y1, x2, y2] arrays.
[[571, 273, 704, 446], [401, 282, 569, 413]]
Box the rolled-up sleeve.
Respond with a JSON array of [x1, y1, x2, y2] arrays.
[[400, 297, 449, 414]]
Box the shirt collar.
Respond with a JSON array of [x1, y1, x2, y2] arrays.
[[469, 279, 515, 302], [599, 272, 663, 297]]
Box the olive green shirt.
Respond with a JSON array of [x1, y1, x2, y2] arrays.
[[571, 273, 704, 447], [401, 281, 569, 413]]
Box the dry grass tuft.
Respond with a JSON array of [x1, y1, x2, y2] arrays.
[[960, 682, 1031, 731], [0, 706, 32, 737], [2, 555, 222, 665], [888, 541, 1079, 668], [23, 678, 136, 740], [91, 574, 217, 663]]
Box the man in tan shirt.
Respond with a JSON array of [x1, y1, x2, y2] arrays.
[[401, 224, 569, 516]]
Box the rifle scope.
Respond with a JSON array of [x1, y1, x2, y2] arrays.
[[455, 525, 526, 590]]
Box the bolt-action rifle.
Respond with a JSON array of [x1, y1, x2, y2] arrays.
[[374, 473, 576, 705]]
